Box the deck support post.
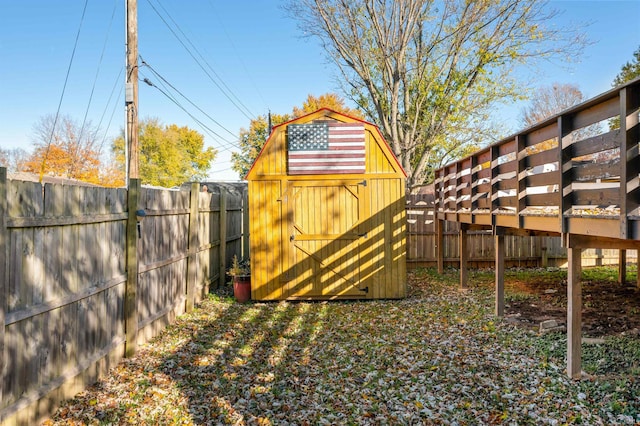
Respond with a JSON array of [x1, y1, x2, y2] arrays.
[[618, 250, 627, 285], [436, 218, 444, 274], [541, 246, 548, 268], [495, 231, 505, 317], [567, 245, 583, 379], [459, 224, 468, 289]]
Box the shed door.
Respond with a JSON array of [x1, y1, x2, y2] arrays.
[[287, 180, 369, 297]]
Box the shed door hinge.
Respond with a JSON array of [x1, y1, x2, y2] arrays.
[[358, 180, 367, 186], [359, 286, 369, 293]]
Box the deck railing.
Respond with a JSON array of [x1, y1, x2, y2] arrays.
[[434, 77, 640, 241]]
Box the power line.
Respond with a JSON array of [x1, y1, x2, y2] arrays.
[[208, 166, 235, 173], [78, 0, 119, 152], [139, 70, 237, 151], [154, 0, 259, 119], [140, 57, 238, 140], [139, 72, 239, 152], [144, 0, 256, 121], [100, 77, 124, 148], [97, 67, 124, 145], [206, 0, 268, 111], [39, 0, 90, 182], [151, 0, 257, 119]]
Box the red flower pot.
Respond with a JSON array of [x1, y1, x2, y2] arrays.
[[232, 275, 251, 303]]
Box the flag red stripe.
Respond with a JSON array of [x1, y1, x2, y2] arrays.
[[329, 129, 363, 134]]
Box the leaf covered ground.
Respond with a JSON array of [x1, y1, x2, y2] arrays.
[[46, 268, 639, 425]]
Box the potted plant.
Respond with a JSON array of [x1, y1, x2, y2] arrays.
[[228, 255, 251, 303]]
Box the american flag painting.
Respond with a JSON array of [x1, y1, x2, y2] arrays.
[[287, 121, 366, 175]]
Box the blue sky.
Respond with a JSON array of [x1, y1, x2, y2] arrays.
[[1, 0, 639, 181]]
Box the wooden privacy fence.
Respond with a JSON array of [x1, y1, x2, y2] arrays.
[[406, 193, 637, 268], [0, 170, 248, 425]]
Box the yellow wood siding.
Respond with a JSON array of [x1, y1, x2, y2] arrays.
[[251, 129, 287, 177], [247, 109, 406, 300], [248, 180, 283, 300], [367, 130, 398, 174]]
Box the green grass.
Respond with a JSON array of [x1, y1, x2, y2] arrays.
[[582, 264, 638, 284]]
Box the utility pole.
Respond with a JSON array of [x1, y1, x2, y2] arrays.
[[125, 0, 140, 358], [126, 0, 139, 180]]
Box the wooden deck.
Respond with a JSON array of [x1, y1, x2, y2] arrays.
[[433, 77, 640, 379]]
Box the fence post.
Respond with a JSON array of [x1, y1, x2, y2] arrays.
[[125, 178, 140, 357], [558, 115, 573, 237], [541, 246, 548, 268], [186, 183, 200, 311], [436, 218, 444, 274], [242, 187, 250, 260], [0, 167, 7, 405], [516, 134, 527, 228], [595, 248, 603, 267], [459, 224, 468, 289], [495, 232, 505, 317], [218, 187, 228, 287], [619, 86, 640, 239]]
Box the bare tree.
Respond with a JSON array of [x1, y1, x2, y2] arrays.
[[0, 147, 30, 174], [521, 83, 585, 127], [520, 83, 602, 156], [286, 0, 587, 191]]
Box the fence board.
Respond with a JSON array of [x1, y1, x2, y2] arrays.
[[0, 175, 247, 424], [572, 129, 619, 158], [524, 172, 557, 188], [0, 169, 5, 407], [186, 183, 198, 310], [219, 188, 228, 287], [526, 148, 557, 168]]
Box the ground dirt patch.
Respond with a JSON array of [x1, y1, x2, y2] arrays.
[[496, 266, 640, 338]]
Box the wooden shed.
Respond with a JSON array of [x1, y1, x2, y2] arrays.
[[246, 108, 407, 300]]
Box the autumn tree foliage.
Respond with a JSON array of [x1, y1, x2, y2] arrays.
[[112, 118, 217, 188], [22, 115, 108, 185], [292, 93, 363, 119], [231, 93, 361, 178], [287, 0, 587, 191]]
